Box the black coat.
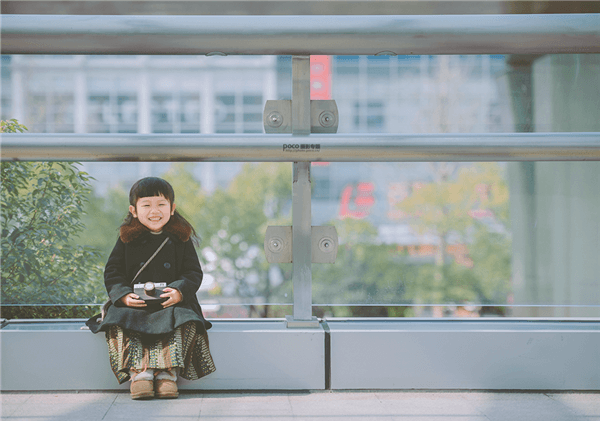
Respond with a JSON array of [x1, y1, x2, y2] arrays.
[[86, 218, 212, 335]]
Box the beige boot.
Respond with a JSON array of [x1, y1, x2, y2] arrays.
[[155, 370, 179, 399], [131, 380, 154, 400], [130, 369, 155, 400]]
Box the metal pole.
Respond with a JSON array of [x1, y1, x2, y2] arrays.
[[289, 56, 317, 326], [2, 14, 600, 55], [2, 133, 600, 162]]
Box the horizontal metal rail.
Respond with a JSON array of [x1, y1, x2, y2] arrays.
[[2, 133, 599, 162], [2, 14, 600, 55]]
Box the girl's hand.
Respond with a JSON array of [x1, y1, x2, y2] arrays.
[[120, 293, 147, 308], [160, 287, 182, 308]]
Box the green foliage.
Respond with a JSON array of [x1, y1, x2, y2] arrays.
[[312, 163, 512, 317], [43, 159, 512, 319], [1, 120, 105, 317], [185, 163, 294, 316], [1, 119, 28, 134], [78, 183, 129, 264], [312, 219, 416, 317], [398, 162, 512, 310], [469, 226, 512, 303], [401, 163, 509, 239]]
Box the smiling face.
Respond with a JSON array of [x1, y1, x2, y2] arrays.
[[129, 195, 176, 233]]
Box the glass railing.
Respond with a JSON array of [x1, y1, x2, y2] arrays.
[[1, 53, 599, 319]]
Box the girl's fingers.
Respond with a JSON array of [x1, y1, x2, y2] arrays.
[[159, 289, 181, 307], [128, 295, 146, 307]]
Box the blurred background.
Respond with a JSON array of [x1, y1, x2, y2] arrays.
[[1, 1, 599, 320]]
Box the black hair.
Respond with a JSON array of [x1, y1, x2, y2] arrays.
[[121, 176, 199, 245]]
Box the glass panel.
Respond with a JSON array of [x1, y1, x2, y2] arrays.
[[311, 161, 600, 318], [1, 54, 598, 319], [0, 161, 294, 319]]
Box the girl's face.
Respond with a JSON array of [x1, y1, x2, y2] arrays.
[[129, 195, 176, 233]]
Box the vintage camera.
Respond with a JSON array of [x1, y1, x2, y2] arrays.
[[133, 282, 168, 303]]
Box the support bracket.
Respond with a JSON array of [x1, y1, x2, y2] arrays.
[[264, 100, 339, 134], [264, 225, 338, 264]]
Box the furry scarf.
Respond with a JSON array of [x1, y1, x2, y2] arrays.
[[119, 217, 192, 243]]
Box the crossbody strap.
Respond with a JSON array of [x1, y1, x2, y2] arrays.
[[131, 236, 170, 285]]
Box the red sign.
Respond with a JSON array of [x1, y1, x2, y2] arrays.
[[310, 56, 332, 100], [339, 182, 376, 220], [311, 56, 332, 167]]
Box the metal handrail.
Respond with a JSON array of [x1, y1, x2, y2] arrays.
[[2, 133, 599, 162], [2, 14, 600, 55]]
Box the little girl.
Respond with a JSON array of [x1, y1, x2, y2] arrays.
[[87, 177, 216, 399]]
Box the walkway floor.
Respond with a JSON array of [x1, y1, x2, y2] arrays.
[[1, 390, 599, 421]]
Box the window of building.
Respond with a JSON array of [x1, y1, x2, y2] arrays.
[[152, 93, 201, 133], [215, 93, 263, 133], [88, 75, 138, 133]]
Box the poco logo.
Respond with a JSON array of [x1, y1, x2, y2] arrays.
[[283, 144, 321, 152]]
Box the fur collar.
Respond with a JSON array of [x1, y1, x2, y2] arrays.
[[120, 217, 192, 243]]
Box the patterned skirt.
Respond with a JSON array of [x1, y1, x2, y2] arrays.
[[105, 321, 216, 384]]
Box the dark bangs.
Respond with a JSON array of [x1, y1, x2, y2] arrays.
[[129, 177, 175, 206]]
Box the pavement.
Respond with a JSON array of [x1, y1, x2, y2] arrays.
[[1, 390, 599, 421]]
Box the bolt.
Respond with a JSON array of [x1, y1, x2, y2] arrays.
[[319, 237, 334, 253], [319, 111, 335, 128], [267, 111, 283, 128], [268, 236, 284, 253]]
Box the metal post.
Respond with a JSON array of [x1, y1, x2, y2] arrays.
[[292, 56, 311, 136], [288, 56, 318, 327]]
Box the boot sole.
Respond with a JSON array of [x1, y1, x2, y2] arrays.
[[156, 392, 179, 399], [131, 391, 155, 400]]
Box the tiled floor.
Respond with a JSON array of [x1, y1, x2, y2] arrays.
[[1, 391, 599, 421]]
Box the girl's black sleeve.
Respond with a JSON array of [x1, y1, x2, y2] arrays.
[[168, 240, 203, 304], [104, 238, 133, 305]]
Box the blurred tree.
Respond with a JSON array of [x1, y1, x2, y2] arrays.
[[79, 183, 129, 263], [191, 163, 293, 317], [1, 120, 104, 316], [312, 218, 416, 317], [398, 162, 511, 313]]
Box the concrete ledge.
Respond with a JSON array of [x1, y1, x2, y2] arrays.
[[327, 319, 600, 390], [3, 318, 599, 391], [0, 319, 325, 391]]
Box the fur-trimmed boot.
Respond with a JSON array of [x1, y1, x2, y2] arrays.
[[155, 369, 178, 399], [130, 369, 155, 400]]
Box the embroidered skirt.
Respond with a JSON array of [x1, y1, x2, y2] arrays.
[[105, 321, 216, 384]]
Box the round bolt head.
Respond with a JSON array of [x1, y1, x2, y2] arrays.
[[318, 237, 334, 253], [267, 111, 283, 128], [268, 236, 284, 253], [319, 111, 336, 128]]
